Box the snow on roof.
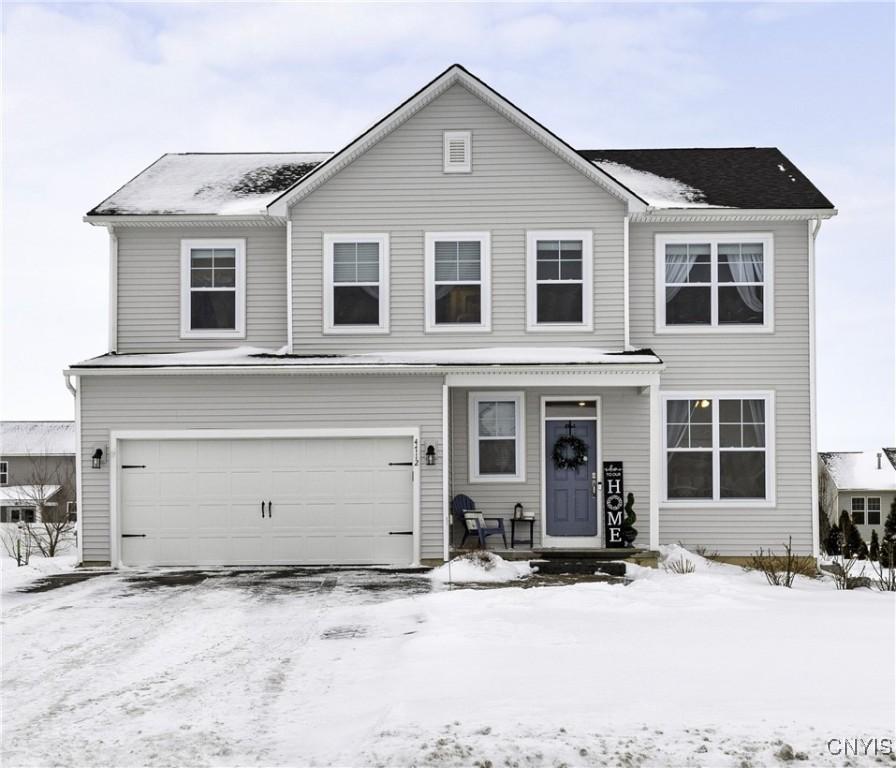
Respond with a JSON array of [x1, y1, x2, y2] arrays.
[[0, 485, 62, 504], [819, 450, 896, 492], [590, 160, 715, 208], [1, 422, 75, 456], [71, 346, 663, 369], [88, 153, 332, 216]]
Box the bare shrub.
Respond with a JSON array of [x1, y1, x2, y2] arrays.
[[1, 525, 34, 566], [692, 545, 719, 559], [664, 555, 696, 575], [748, 537, 816, 588], [870, 540, 896, 592], [19, 454, 76, 557]]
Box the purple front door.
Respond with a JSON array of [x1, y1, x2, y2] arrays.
[[545, 420, 598, 537]]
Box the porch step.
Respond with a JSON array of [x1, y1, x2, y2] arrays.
[[531, 558, 627, 577], [534, 548, 644, 562]]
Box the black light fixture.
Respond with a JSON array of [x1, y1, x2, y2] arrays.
[[425, 445, 436, 466], [92, 448, 103, 469]]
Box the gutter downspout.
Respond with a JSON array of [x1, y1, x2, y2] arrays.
[[286, 220, 294, 354], [64, 372, 84, 565], [623, 214, 631, 350], [808, 217, 823, 559], [107, 226, 118, 353]]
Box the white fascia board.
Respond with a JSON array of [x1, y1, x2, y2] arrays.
[[631, 208, 838, 223], [84, 215, 285, 228], [66, 364, 664, 381], [267, 65, 647, 218]]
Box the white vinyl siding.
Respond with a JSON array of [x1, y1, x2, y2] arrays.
[[655, 233, 774, 333], [116, 226, 287, 353], [180, 239, 246, 339], [526, 230, 594, 332], [424, 232, 491, 332], [322, 234, 390, 334], [290, 84, 626, 351], [468, 392, 525, 483]]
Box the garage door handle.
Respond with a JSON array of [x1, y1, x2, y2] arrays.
[[261, 501, 265, 518], [388, 530, 413, 535], [267, 500, 272, 518]]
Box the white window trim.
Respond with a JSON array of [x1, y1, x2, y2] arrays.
[[525, 230, 594, 332], [180, 238, 246, 339], [660, 390, 776, 507], [424, 231, 491, 333], [852, 496, 882, 525], [654, 232, 774, 334], [0, 461, 7, 485], [443, 130, 472, 173], [322, 233, 390, 335], [468, 391, 526, 483]]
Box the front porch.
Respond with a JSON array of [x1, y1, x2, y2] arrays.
[[439, 362, 663, 560]]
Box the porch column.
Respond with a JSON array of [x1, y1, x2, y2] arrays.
[[649, 382, 660, 550], [441, 382, 450, 561]]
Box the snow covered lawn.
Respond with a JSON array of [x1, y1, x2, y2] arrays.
[[2, 555, 894, 767]]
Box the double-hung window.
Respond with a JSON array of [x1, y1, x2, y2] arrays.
[[852, 497, 881, 526], [526, 230, 593, 331], [0, 461, 7, 485], [323, 234, 390, 334], [664, 392, 774, 503], [425, 232, 490, 331], [180, 239, 246, 338], [656, 233, 773, 332], [468, 392, 525, 482]]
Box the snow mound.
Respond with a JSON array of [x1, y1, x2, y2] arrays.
[[429, 552, 533, 583], [1, 554, 77, 593]]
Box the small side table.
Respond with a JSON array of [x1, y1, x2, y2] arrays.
[[511, 517, 535, 549]]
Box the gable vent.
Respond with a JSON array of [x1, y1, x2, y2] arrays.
[[443, 131, 472, 173]]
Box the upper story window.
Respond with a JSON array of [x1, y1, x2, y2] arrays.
[[323, 234, 390, 334], [526, 230, 593, 332], [424, 232, 491, 332], [655, 233, 774, 333], [663, 392, 775, 505], [443, 131, 471, 173], [468, 392, 525, 482], [0, 461, 7, 485], [180, 239, 246, 339]]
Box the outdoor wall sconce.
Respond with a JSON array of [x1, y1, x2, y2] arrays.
[[514, 502, 524, 520], [425, 445, 436, 466], [91, 449, 103, 469]]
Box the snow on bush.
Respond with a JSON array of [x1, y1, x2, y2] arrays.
[[429, 551, 533, 583]]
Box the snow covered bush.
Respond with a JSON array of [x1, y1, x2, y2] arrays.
[[663, 555, 696, 575], [428, 551, 533, 584], [1, 525, 33, 567]]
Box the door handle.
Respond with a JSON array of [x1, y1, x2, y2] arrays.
[[267, 500, 272, 518], [261, 501, 265, 518], [591, 472, 598, 497]]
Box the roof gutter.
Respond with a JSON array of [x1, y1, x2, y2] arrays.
[[83, 214, 284, 227], [631, 207, 838, 223], [107, 225, 118, 353]]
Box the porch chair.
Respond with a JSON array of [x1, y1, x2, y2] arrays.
[[451, 494, 507, 549]]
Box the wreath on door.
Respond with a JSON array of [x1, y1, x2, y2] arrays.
[[552, 435, 589, 471]]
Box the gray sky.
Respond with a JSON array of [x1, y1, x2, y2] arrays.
[[2, 2, 894, 450]]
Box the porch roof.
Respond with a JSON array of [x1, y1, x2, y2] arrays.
[[0, 485, 61, 505], [69, 346, 663, 373]]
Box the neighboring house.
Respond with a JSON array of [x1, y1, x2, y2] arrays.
[[67, 64, 836, 568], [819, 449, 896, 543], [0, 421, 76, 524]]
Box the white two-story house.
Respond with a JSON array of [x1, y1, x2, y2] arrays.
[[67, 65, 836, 568]]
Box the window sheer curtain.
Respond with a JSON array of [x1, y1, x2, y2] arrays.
[[665, 400, 691, 448], [664, 244, 702, 300], [720, 244, 764, 312]]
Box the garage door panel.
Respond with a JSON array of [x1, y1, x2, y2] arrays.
[[120, 436, 415, 566]]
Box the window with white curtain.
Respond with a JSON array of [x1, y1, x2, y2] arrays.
[[425, 232, 490, 331], [656, 234, 773, 332], [323, 234, 390, 333], [664, 392, 774, 503]]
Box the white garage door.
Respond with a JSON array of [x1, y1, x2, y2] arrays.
[[118, 436, 415, 566]]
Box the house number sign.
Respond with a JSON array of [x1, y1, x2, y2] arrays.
[[603, 461, 624, 548]]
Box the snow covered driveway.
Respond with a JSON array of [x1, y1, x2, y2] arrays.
[[2, 562, 894, 767]]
